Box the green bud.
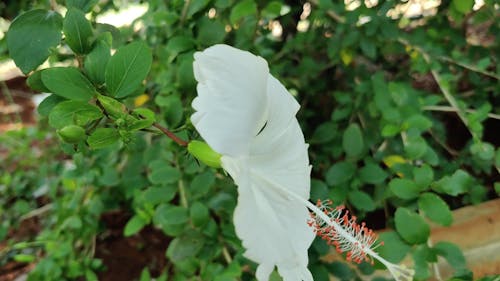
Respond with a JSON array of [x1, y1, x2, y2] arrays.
[[188, 140, 222, 168], [96, 93, 127, 119], [57, 125, 87, 143]]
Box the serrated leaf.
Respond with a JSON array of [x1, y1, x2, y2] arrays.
[[418, 192, 453, 226], [105, 41, 152, 98], [7, 9, 63, 74], [87, 128, 120, 149], [48, 100, 102, 128], [42, 67, 96, 101], [63, 8, 93, 54], [395, 207, 430, 244]]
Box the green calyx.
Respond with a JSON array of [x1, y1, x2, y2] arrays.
[[188, 141, 222, 168], [57, 125, 87, 143]]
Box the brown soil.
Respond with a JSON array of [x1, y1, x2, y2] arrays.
[[96, 211, 170, 281]]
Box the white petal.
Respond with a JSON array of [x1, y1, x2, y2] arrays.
[[223, 156, 314, 281], [220, 76, 314, 281], [191, 44, 269, 157]]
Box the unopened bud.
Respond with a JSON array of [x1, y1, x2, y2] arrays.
[[97, 94, 127, 119], [57, 125, 86, 143]]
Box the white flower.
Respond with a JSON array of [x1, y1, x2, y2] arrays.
[[192, 44, 315, 281], [191, 44, 414, 281]]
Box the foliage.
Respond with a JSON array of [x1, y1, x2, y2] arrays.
[[1, 0, 499, 280]]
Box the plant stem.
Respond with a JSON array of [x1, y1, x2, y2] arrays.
[[153, 122, 188, 146], [423, 105, 500, 120], [178, 178, 188, 208]]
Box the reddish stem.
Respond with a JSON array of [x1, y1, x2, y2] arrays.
[[153, 123, 188, 147]]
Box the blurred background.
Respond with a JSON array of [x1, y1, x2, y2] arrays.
[[0, 0, 499, 280]]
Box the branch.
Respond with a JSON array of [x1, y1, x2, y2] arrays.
[[153, 123, 188, 146]]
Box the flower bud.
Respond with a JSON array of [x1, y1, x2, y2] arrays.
[[187, 140, 222, 168], [96, 94, 127, 119], [57, 125, 87, 143]]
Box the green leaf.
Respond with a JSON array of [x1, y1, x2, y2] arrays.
[[190, 171, 215, 198], [452, 0, 473, 14], [311, 122, 337, 143], [166, 231, 204, 263], [13, 254, 36, 263], [154, 204, 189, 236], [342, 123, 364, 158], [197, 18, 226, 46], [389, 178, 421, 199], [434, 242, 467, 270], [27, 70, 50, 92], [377, 231, 411, 263], [190, 202, 209, 227], [148, 162, 181, 185], [105, 41, 152, 98], [404, 115, 433, 131], [87, 128, 120, 149], [358, 163, 388, 184], [404, 136, 428, 159], [262, 1, 283, 18], [42, 67, 96, 101], [84, 40, 111, 84], [418, 192, 453, 226], [143, 185, 177, 205], [348, 190, 375, 211], [124, 215, 148, 236], [230, 0, 257, 24], [325, 162, 356, 186], [66, 0, 99, 13], [38, 94, 65, 117], [432, 169, 472, 196], [187, 0, 210, 18], [165, 36, 194, 62], [48, 100, 102, 129], [63, 8, 93, 54], [413, 164, 434, 189], [360, 38, 376, 59], [412, 245, 433, 280], [470, 141, 495, 161], [7, 9, 63, 74], [394, 207, 430, 244]]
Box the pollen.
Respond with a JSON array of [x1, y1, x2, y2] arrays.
[[307, 199, 382, 265]]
